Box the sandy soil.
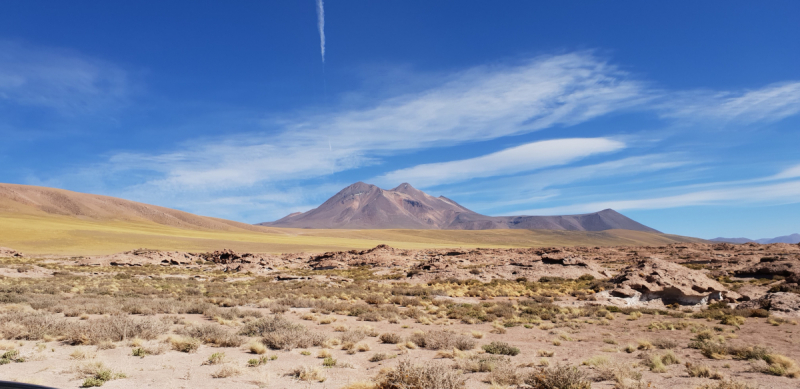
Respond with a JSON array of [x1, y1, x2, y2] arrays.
[[1, 303, 798, 388]]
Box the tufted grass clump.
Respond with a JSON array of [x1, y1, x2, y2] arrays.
[[249, 341, 267, 355], [211, 364, 242, 378], [290, 365, 326, 382], [168, 336, 200, 353], [643, 350, 681, 373]]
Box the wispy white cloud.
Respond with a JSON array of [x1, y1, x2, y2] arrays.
[[106, 53, 648, 192], [770, 163, 800, 180], [316, 0, 325, 63], [375, 138, 625, 188], [0, 41, 130, 113], [428, 153, 691, 214], [661, 81, 800, 124], [514, 175, 800, 215]]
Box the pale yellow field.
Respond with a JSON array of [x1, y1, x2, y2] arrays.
[[0, 212, 705, 255]]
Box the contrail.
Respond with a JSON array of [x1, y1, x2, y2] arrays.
[[316, 0, 325, 63]]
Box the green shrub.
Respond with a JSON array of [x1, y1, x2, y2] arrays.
[[323, 357, 337, 367], [482, 341, 520, 356], [81, 377, 105, 388]]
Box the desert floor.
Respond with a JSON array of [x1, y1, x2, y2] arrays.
[[0, 243, 799, 388]]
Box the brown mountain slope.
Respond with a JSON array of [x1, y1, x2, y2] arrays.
[[0, 183, 267, 232], [260, 182, 660, 233]]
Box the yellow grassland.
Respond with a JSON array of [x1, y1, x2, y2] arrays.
[[0, 212, 705, 255]]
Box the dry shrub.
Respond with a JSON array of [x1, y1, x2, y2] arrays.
[[240, 315, 326, 350], [376, 359, 466, 389], [379, 333, 402, 344], [204, 306, 262, 320], [95, 341, 115, 350], [694, 379, 757, 389], [652, 338, 679, 349], [211, 364, 242, 378], [690, 334, 774, 360], [137, 344, 167, 356], [289, 365, 326, 382], [592, 360, 643, 387], [356, 342, 371, 352], [487, 359, 524, 386], [249, 341, 267, 355], [369, 353, 395, 362], [641, 350, 680, 373], [582, 355, 609, 367], [342, 382, 377, 389], [455, 354, 509, 373], [264, 327, 326, 351], [410, 330, 475, 351], [269, 303, 289, 314], [317, 349, 332, 358], [239, 315, 294, 336], [333, 324, 349, 332], [339, 328, 367, 343], [0, 312, 68, 340], [168, 336, 200, 353], [178, 323, 243, 347], [686, 362, 723, 379], [522, 364, 591, 389], [757, 354, 800, 377], [70, 348, 96, 360], [66, 315, 168, 345]]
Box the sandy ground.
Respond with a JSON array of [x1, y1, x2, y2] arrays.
[[1, 304, 798, 389]]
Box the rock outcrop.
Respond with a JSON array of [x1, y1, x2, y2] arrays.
[[735, 256, 800, 284], [738, 292, 800, 315], [610, 257, 739, 304], [0, 247, 23, 258]]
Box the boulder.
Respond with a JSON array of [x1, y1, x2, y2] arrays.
[[610, 257, 739, 305]]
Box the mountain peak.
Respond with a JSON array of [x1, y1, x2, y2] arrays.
[[337, 182, 379, 195], [259, 182, 660, 233], [391, 182, 424, 196]]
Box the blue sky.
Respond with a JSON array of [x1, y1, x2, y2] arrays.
[[1, 1, 799, 239]]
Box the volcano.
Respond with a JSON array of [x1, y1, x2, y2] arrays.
[[259, 182, 659, 232]]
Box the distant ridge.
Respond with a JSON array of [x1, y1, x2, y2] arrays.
[[259, 182, 661, 233], [711, 233, 800, 245], [0, 183, 267, 232]]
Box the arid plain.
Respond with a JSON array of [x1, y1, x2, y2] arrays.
[[0, 184, 799, 389]]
